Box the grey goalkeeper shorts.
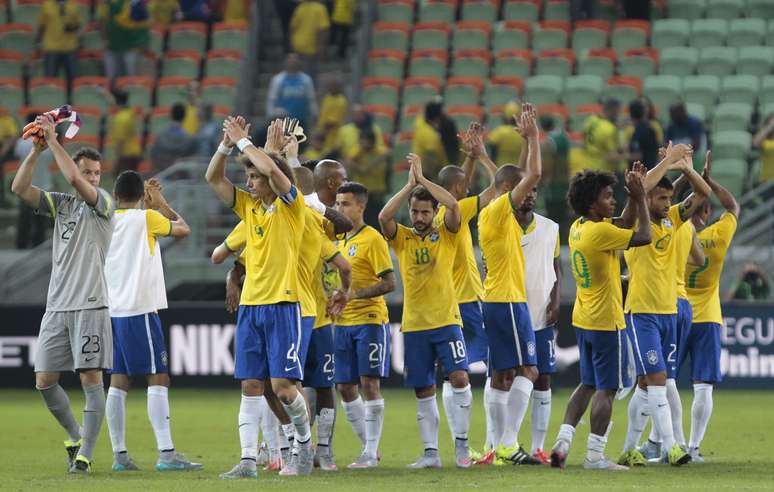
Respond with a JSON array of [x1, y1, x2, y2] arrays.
[[34, 308, 113, 372]]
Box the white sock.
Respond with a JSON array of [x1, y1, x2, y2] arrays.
[[531, 389, 552, 453], [342, 396, 367, 446], [484, 378, 495, 449], [556, 423, 576, 447], [441, 381, 454, 443], [364, 398, 385, 458], [647, 419, 660, 445], [486, 387, 509, 448], [689, 383, 713, 450], [280, 423, 294, 451], [238, 395, 262, 460], [147, 385, 174, 452], [282, 393, 312, 444], [502, 376, 533, 448], [106, 387, 127, 453], [317, 407, 335, 447], [648, 385, 675, 452], [623, 386, 649, 452], [586, 433, 607, 462], [416, 395, 439, 451], [260, 397, 280, 451], [666, 379, 686, 447], [450, 385, 472, 443]]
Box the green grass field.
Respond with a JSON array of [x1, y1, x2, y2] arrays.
[[2, 388, 772, 491]]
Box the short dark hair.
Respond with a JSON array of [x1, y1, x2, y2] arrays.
[[239, 152, 296, 185], [360, 128, 376, 144], [654, 176, 674, 190], [72, 147, 102, 165], [425, 99, 443, 122], [337, 181, 369, 204], [437, 165, 466, 190], [494, 164, 523, 188], [629, 99, 645, 120], [408, 185, 438, 209], [114, 89, 129, 106], [114, 170, 144, 202], [567, 169, 617, 217], [171, 102, 186, 122]]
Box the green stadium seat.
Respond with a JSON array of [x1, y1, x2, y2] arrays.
[[451, 49, 490, 78], [706, 0, 743, 18], [0, 24, 35, 57], [27, 52, 44, 78], [667, 0, 706, 19], [544, 0, 571, 21], [535, 49, 575, 77], [698, 47, 737, 77], [378, 0, 415, 23], [532, 21, 569, 51], [0, 0, 6, 23], [62, 135, 100, 160], [447, 105, 484, 129], [483, 77, 523, 111], [77, 49, 104, 77], [461, 0, 498, 23], [727, 18, 766, 47], [74, 0, 91, 23], [13, 0, 40, 25], [618, 48, 657, 79], [444, 77, 483, 107], [156, 76, 194, 107], [408, 49, 447, 80], [402, 77, 441, 107], [115, 76, 154, 112], [720, 75, 759, 106], [711, 160, 747, 196], [149, 106, 172, 135], [493, 49, 532, 79], [0, 50, 23, 79], [75, 107, 102, 138], [569, 104, 601, 132], [168, 22, 207, 52], [150, 26, 165, 56], [205, 49, 243, 78], [162, 51, 201, 79], [562, 75, 603, 112], [72, 77, 111, 113], [493, 21, 530, 54], [536, 103, 569, 130], [605, 76, 641, 105], [212, 23, 248, 51], [761, 76, 774, 109], [0, 78, 24, 115], [747, 0, 774, 18], [643, 75, 682, 121], [524, 75, 563, 105], [737, 46, 774, 77], [367, 49, 406, 79], [81, 22, 103, 50], [690, 19, 727, 48], [577, 48, 615, 80], [651, 19, 690, 50], [683, 75, 720, 117], [452, 21, 491, 52], [412, 22, 450, 51], [760, 102, 774, 120], [712, 103, 752, 132], [29, 78, 66, 108], [366, 104, 397, 135], [362, 77, 401, 107], [399, 106, 423, 132], [659, 47, 698, 77], [201, 77, 237, 109], [685, 102, 707, 122], [611, 20, 649, 58], [768, 20, 774, 47], [711, 131, 751, 160], [503, 0, 539, 22], [371, 22, 411, 52], [418, 0, 455, 22], [570, 20, 609, 57]]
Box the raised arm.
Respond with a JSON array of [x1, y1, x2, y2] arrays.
[[466, 123, 498, 208], [38, 114, 98, 205], [205, 116, 246, 206], [378, 165, 416, 240], [226, 118, 292, 196], [614, 161, 646, 228], [688, 226, 705, 266], [675, 153, 711, 221], [510, 103, 542, 209], [409, 153, 461, 233], [642, 141, 692, 192], [145, 178, 190, 238], [626, 171, 652, 247], [10, 144, 45, 208], [702, 152, 740, 217]]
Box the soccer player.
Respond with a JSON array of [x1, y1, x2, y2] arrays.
[[103, 173, 201, 471], [477, 103, 543, 465], [549, 168, 651, 470], [681, 152, 739, 463], [11, 114, 114, 474], [618, 144, 711, 467], [205, 117, 315, 477], [333, 181, 396, 469], [380, 153, 473, 469]]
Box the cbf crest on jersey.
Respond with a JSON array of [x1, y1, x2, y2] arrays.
[[647, 349, 659, 366], [348, 244, 358, 257], [429, 231, 440, 243], [664, 218, 673, 228]]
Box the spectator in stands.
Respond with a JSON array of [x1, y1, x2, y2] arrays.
[[336, 104, 386, 159], [183, 80, 202, 136], [14, 114, 52, 248], [149, 103, 198, 171], [180, 0, 212, 21], [274, 0, 298, 52], [100, 0, 151, 81], [732, 263, 770, 301], [581, 97, 624, 173], [317, 76, 348, 152], [221, 0, 249, 23], [540, 114, 570, 236], [267, 53, 318, 130], [107, 89, 143, 174], [196, 104, 221, 157], [37, 0, 82, 85], [666, 101, 704, 152], [290, 0, 330, 80], [344, 128, 387, 226], [412, 98, 459, 179], [149, 0, 181, 27], [330, 0, 355, 59], [486, 101, 524, 166], [753, 113, 774, 185], [642, 96, 664, 144], [627, 99, 659, 169], [0, 108, 18, 207], [301, 131, 328, 161]]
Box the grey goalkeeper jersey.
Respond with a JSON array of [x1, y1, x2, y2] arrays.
[[35, 188, 115, 311]]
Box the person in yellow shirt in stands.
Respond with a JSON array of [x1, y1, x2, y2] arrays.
[[344, 129, 387, 226], [331, 0, 355, 58], [182, 81, 201, 137], [0, 109, 18, 205], [149, 0, 180, 27], [290, 0, 330, 80], [582, 98, 625, 174], [38, 0, 82, 84], [486, 101, 524, 166], [317, 77, 348, 152], [337, 105, 386, 158], [412, 99, 460, 180], [107, 90, 143, 174], [222, 0, 249, 23], [753, 112, 774, 189]]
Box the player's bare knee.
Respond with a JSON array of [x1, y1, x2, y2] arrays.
[[79, 369, 103, 387], [517, 365, 538, 382], [110, 373, 131, 391], [645, 371, 667, 387], [414, 386, 435, 399], [534, 374, 551, 391], [492, 368, 516, 390], [448, 370, 469, 388], [271, 378, 298, 404], [361, 377, 381, 400], [147, 373, 170, 387], [35, 372, 60, 389], [241, 378, 263, 396], [337, 383, 359, 402]]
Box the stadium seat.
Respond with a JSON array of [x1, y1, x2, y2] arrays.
[[493, 21, 530, 54], [727, 18, 766, 47], [748, 0, 774, 18], [201, 77, 237, 108], [366, 104, 398, 135], [685, 102, 707, 122], [618, 48, 658, 79], [444, 77, 483, 107], [26, 52, 44, 78], [378, 0, 415, 23], [115, 76, 154, 111], [0, 50, 23, 79], [761, 76, 774, 109], [162, 50, 202, 79], [768, 20, 774, 47], [402, 77, 442, 107], [569, 104, 601, 132], [0, 0, 6, 23], [562, 75, 603, 112], [75, 107, 102, 138], [412, 22, 450, 51], [156, 76, 194, 107], [658, 46, 698, 77], [737, 46, 774, 77], [29, 78, 66, 108], [418, 0, 456, 22], [81, 22, 103, 50], [447, 105, 484, 129], [72, 77, 111, 113], [13, 0, 40, 25], [451, 49, 490, 78], [461, 0, 498, 22], [0, 78, 24, 115], [150, 26, 165, 56], [77, 49, 105, 77], [372, 22, 411, 52], [712, 103, 752, 132], [74, 0, 91, 23], [706, 0, 743, 18], [212, 23, 248, 51], [667, 0, 706, 19], [720, 75, 759, 106], [362, 77, 401, 107], [408, 49, 448, 80], [149, 106, 173, 135], [205, 49, 243, 78], [536, 104, 569, 129], [535, 49, 575, 77], [698, 47, 737, 77], [367, 49, 406, 79], [651, 19, 689, 50], [690, 19, 727, 48], [532, 21, 569, 51], [0, 24, 35, 57], [711, 159, 747, 196], [483, 77, 523, 111], [62, 135, 101, 159], [168, 22, 207, 52], [503, 0, 539, 22], [570, 20, 610, 57], [452, 21, 491, 52], [493, 49, 532, 79], [605, 76, 641, 104], [399, 105, 423, 132], [577, 48, 616, 79], [544, 0, 571, 21], [611, 20, 649, 58], [683, 75, 720, 116], [524, 75, 563, 105], [711, 130, 751, 160], [643, 75, 682, 121]]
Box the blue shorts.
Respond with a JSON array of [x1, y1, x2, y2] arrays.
[[303, 325, 335, 388], [298, 316, 315, 367], [483, 302, 536, 370], [111, 313, 168, 376], [534, 327, 557, 375], [334, 324, 390, 384], [460, 301, 488, 364], [626, 313, 677, 377], [575, 327, 631, 391], [235, 303, 304, 381], [403, 325, 469, 389], [675, 298, 692, 370], [678, 322, 722, 383]]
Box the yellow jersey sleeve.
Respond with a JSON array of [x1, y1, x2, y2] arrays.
[[369, 230, 395, 277], [459, 195, 479, 224], [554, 230, 561, 258], [320, 235, 339, 262], [715, 211, 738, 242], [146, 209, 172, 237], [388, 223, 409, 254], [232, 187, 252, 220], [224, 221, 247, 252], [668, 204, 685, 229], [592, 220, 634, 251]]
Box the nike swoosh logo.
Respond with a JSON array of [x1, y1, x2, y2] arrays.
[[370, 363, 379, 369], [540, 401, 550, 406], [85, 356, 96, 362], [284, 366, 297, 371], [640, 412, 649, 417], [657, 404, 667, 408], [239, 423, 249, 428], [453, 359, 465, 365]]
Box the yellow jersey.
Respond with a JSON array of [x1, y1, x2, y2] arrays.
[[290, 1, 331, 55], [313, 239, 342, 329], [487, 124, 524, 165], [232, 186, 305, 305], [674, 220, 695, 300], [298, 208, 329, 318], [39, 0, 81, 52], [389, 223, 461, 332], [569, 217, 634, 331], [582, 114, 621, 173], [412, 116, 447, 178], [435, 196, 483, 304], [686, 213, 737, 324], [336, 225, 393, 326], [760, 139, 774, 181], [479, 193, 526, 303], [332, 0, 355, 24], [109, 107, 142, 158], [223, 220, 247, 266]]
